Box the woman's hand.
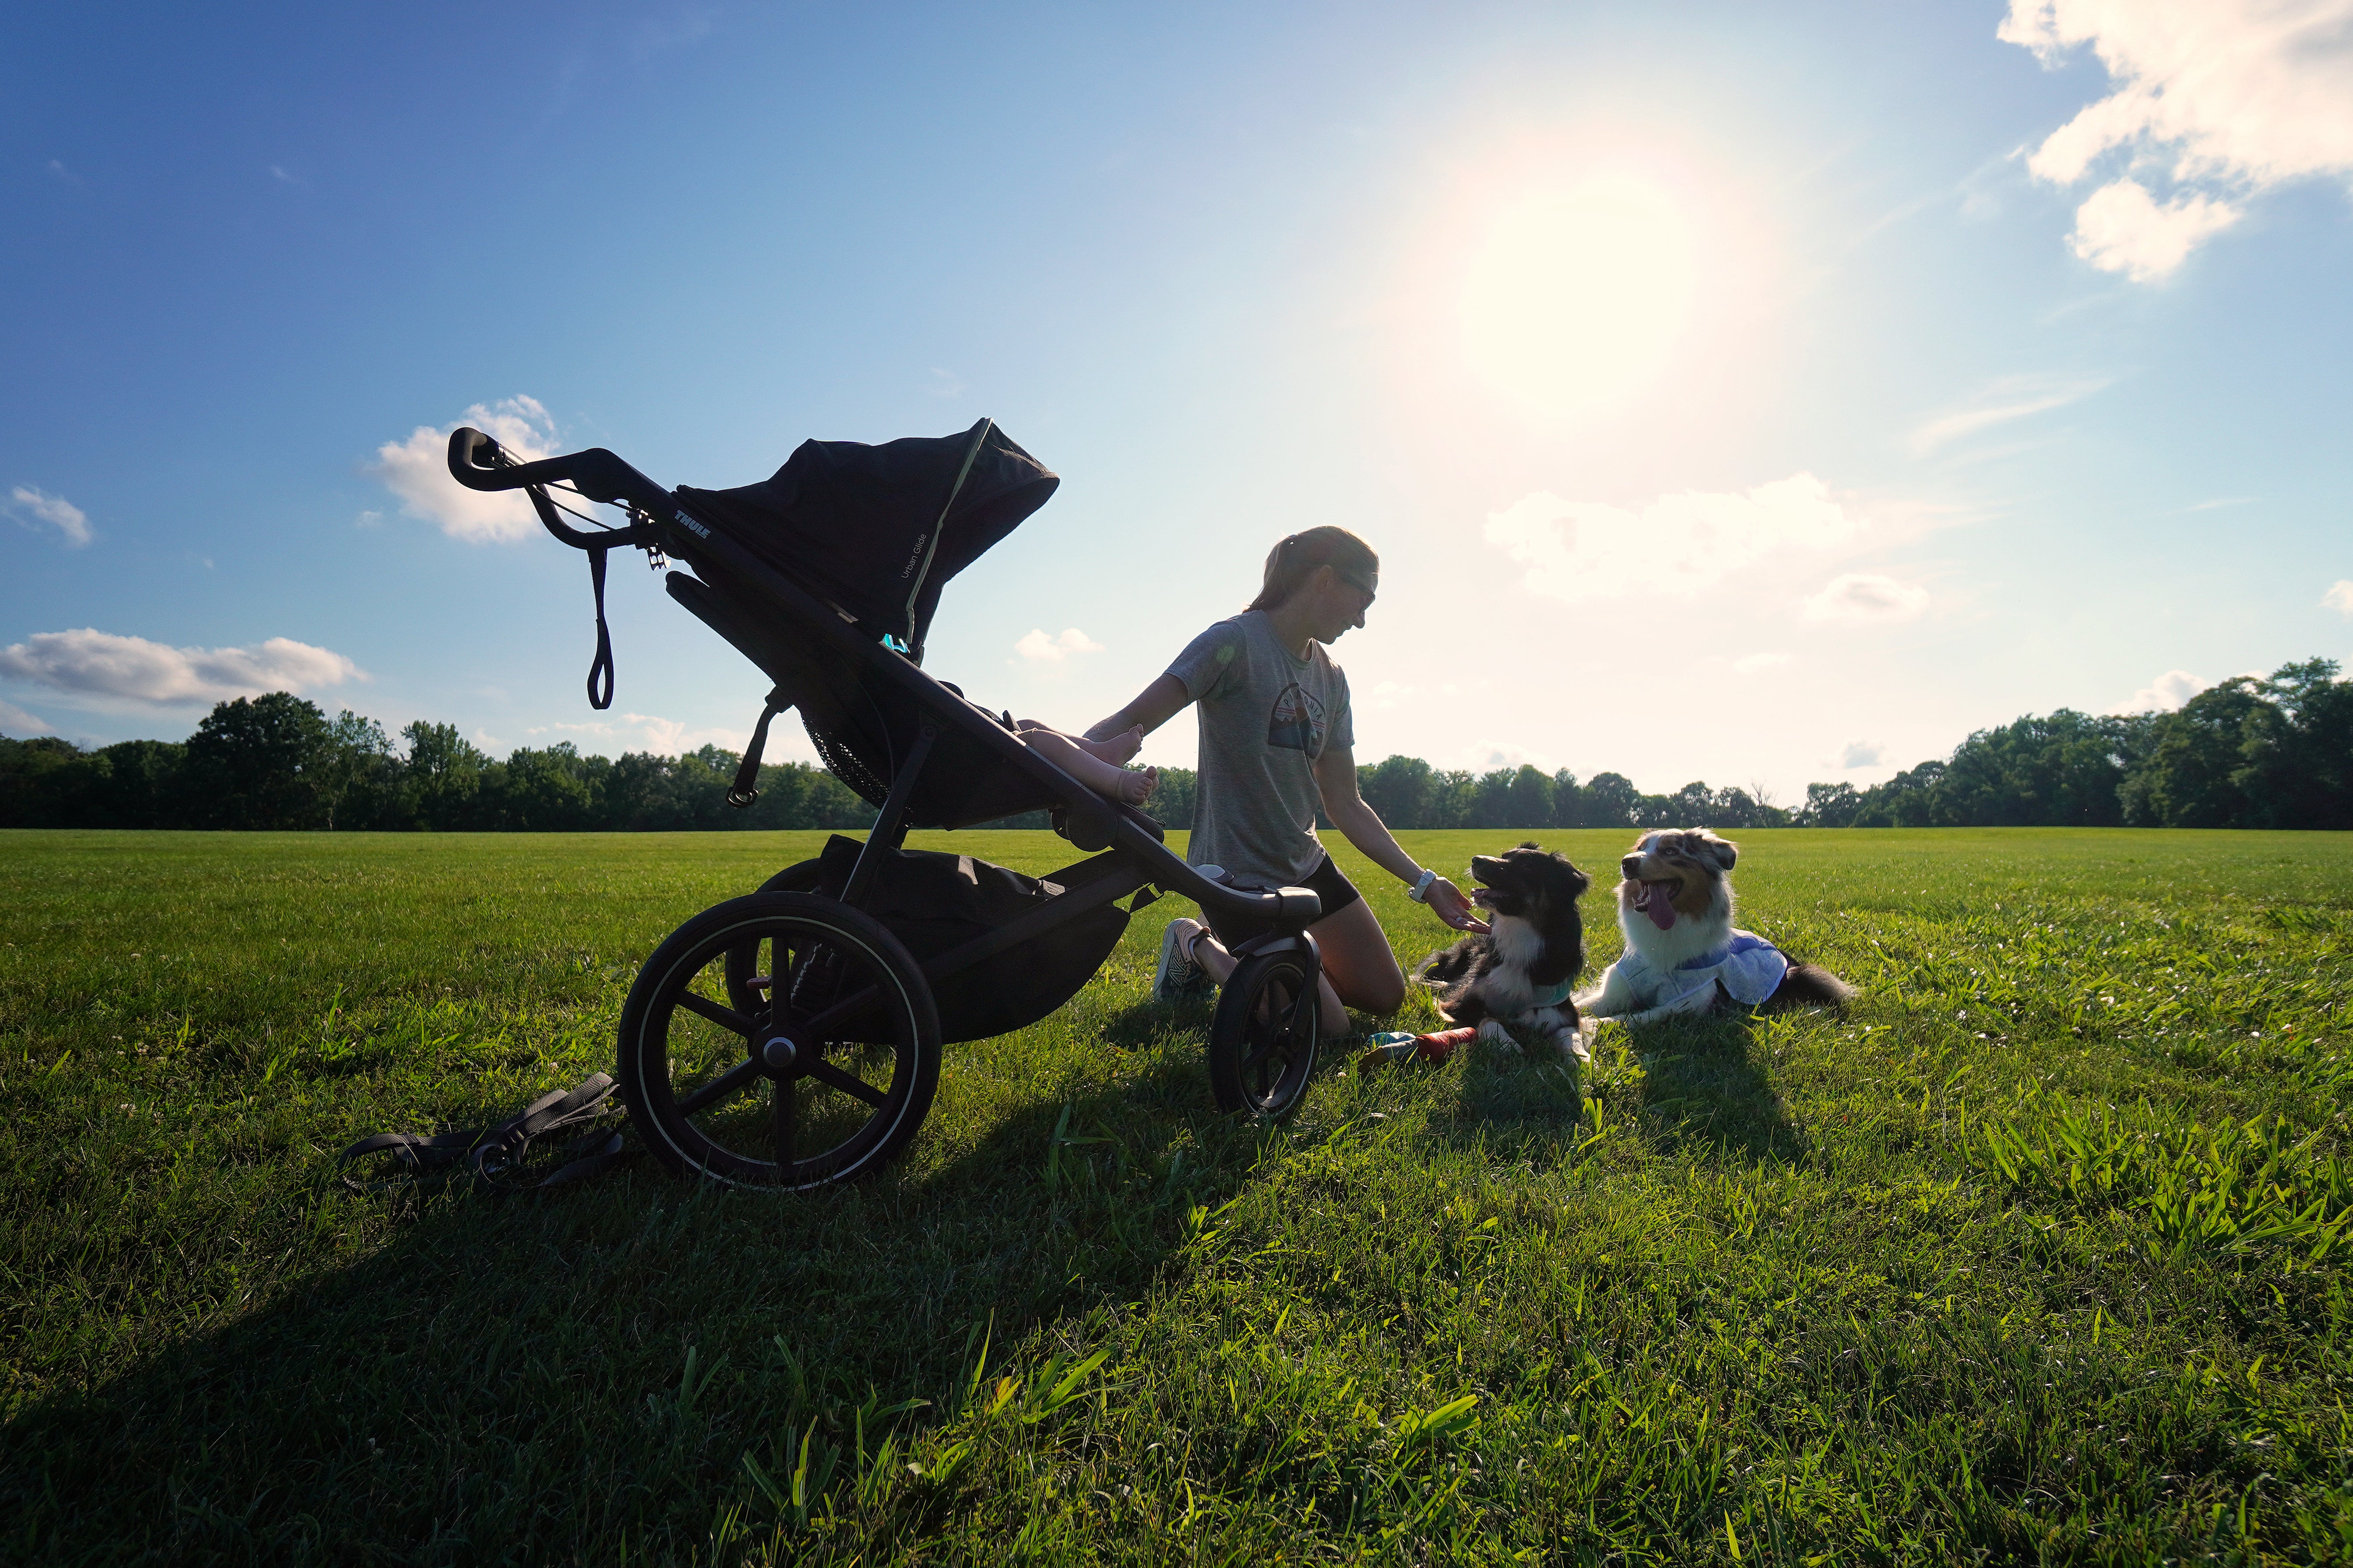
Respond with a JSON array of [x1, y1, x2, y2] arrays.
[[1423, 876, 1489, 934]]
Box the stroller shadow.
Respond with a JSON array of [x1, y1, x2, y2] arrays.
[[0, 1041, 1269, 1559]]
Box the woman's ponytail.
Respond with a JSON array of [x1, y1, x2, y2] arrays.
[[1246, 526, 1379, 612]]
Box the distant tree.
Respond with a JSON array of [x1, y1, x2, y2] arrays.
[[1666, 781, 1715, 825], [315, 710, 397, 831], [1799, 781, 1862, 827], [0, 734, 87, 827], [83, 740, 190, 828], [184, 694, 332, 829], [2233, 659, 2353, 830], [1549, 769, 1584, 828], [1148, 766, 1198, 831], [1505, 764, 1553, 827], [1468, 769, 1516, 829], [489, 742, 604, 831], [1359, 755, 1434, 829], [1853, 760, 1948, 827], [1934, 709, 2132, 827], [1583, 772, 1637, 828], [1428, 770, 1477, 829], [400, 720, 488, 830]]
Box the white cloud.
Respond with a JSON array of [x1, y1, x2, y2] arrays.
[[1732, 652, 1792, 675], [1838, 740, 1885, 769], [927, 367, 964, 398], [1485, 473, 1863, 603], [0, 697, 54, 735], [7, 485, 93, 547], [2115, 668, 2211, 713], [2324, 580, 2353, 614], [2000, 0, 2353, 278], [0, 629, 362, 707], [1908, 374, 2112, 455], [370, 396, 580, 543], [1012, 627, 1106, 663], [2065, 178, 2242, 281], [1802, 573, 1930, 623]]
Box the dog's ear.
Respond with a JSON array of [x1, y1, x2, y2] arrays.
[[1701, 833, 1738, 871]]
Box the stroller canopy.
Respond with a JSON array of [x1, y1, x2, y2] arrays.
[[674, 418, 1057, 653]]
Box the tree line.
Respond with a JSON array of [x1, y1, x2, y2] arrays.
[[3, 657, 2346, 832]]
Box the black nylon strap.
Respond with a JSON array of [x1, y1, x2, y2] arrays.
[[586, 546, 615, 710], [339, 1074, 625, 1195], [728, 687, 790, 808]]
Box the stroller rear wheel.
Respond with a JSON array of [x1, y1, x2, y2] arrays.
[[618, 892, 941, 1189], [1207, 948, 1320, 1120]]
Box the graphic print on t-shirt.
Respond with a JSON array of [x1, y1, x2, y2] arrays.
[[1267, 682, 1327, 756]]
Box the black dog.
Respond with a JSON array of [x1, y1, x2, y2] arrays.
[[1413, 842, 1592, 1058]]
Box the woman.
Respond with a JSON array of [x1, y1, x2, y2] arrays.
[[1086, 526, 1485, 1036]]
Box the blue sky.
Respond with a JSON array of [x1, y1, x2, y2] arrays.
[[5, 1, 2349, 802]]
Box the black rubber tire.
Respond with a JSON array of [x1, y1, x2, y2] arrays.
[[1207, 948, 1320, 1119], [618, 891, 941, 1189]]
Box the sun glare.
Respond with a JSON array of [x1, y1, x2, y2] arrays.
[[1460, 175, 1698, 416]]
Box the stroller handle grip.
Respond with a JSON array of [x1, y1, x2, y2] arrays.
[[446, 428, 668, 509]]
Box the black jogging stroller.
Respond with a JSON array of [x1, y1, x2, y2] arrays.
[[446, 418, 1328, 1189]]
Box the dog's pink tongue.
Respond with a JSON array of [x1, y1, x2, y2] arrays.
[[1644, 885, 1677, 930]]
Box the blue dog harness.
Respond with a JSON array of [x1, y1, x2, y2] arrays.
[[1611, 930, 1790, 1010]]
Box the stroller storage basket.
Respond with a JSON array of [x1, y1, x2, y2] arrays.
[[447, 419, 1333, 1187], [787, 835, 1129, 1044]]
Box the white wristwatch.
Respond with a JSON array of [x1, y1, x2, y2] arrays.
[[1407, 867, 1437, 903]]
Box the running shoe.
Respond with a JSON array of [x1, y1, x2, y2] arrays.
[[1152, 920, 1212, 1001]]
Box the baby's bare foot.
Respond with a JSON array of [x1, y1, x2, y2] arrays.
[[1121, 766, 1158, 806], [1083, 724, 1143, 766]]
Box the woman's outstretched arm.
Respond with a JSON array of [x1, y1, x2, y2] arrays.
[[1084, 673, 1192, 743], [1312, 745, 1487, 932]]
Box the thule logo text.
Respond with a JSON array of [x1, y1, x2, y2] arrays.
[[673, 509, 710, 538]]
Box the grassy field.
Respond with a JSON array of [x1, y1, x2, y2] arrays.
[[3, 826, 2352, 1564]]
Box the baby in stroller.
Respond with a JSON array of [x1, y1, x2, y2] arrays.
[[1012, 719, 1157, 806]]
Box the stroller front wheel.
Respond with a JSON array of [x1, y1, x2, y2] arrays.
[[618, 892, 941, 1189], [1207, 948, 1320, 1120]]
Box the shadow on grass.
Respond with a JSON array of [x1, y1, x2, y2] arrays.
[[1410, 1009, 1810, 1170], [1613, 1010, 1811, 1167], [0, 1040, 1263, 1564]]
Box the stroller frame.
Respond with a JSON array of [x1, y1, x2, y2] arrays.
[[449, 425, 1329, 1188]]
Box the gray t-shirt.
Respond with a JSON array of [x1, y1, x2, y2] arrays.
[[1166, 610, 1354, 889]]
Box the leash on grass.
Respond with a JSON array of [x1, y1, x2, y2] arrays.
[[338, 1073, 633, 1195]]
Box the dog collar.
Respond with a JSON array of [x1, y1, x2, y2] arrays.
[[1526, 978, 1575, 1009]]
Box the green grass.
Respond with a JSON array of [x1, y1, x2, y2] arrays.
[[4, 826, 2352, 1564]]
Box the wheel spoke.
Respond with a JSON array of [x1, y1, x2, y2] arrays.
[[773, 1076, 796, 1172], [793, 984, 880, 1038], [677, 1055, 763, 1116], [804, 1055, 889, 1108], [676, 988, 756, 1037]]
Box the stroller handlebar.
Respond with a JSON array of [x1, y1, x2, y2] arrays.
[[448, 428, 672, 552], [447, 429, 672, 512]]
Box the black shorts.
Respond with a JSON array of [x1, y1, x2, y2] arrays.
[[1203, 854, 1363, 948]]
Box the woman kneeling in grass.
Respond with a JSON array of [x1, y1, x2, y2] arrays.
[[1086, 526, 1485, 1037]]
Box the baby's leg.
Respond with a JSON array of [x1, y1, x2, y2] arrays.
[[1075, 724, 1143, 766], [1014, 720, 1156, 806]]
